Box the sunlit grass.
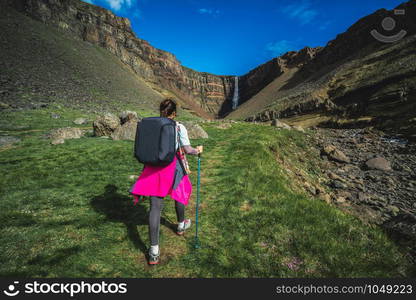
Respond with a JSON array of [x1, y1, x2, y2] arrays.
[[0, 109, 413, 277]]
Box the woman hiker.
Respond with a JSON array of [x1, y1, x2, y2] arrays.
[[130, 99, 203, 265]]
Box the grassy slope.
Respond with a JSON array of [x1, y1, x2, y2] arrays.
[[0, 6, 179, 116], [0, 108, 413, 277]]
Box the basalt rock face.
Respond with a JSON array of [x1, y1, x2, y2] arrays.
[[7, 0, 235, 117], [180, 67, 234, 117]]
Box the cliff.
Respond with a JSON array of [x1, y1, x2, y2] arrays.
[[6, 0, 235, 118], [231, 0, 416, 138], [4, 0, 416, 129]]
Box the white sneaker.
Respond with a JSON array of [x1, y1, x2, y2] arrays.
[[176, 219, 191, 236], [148, 249, 160, 265]]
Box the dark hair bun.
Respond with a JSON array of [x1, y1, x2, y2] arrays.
[[160, 98, 177, 117]]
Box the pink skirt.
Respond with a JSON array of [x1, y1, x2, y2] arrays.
[[130, 156, 192, 206]]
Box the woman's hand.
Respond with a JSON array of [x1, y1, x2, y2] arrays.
[[196, 145, 203, 154]]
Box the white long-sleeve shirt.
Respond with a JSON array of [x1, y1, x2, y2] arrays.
[[176, 122, 198, 155]]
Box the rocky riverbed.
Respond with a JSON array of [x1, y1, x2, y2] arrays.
[[312, 127, 416, 262]]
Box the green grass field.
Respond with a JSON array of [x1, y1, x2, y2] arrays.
[[0, 108, 413, 277]]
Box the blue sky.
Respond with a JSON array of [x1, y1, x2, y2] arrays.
[[83, 0, 404, 75]]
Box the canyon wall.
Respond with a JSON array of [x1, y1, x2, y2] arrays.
[[242, 0, 416, 139], [238, 47, 321, 106], [6, 0, 235, 117], [5, 0, 416, 126]]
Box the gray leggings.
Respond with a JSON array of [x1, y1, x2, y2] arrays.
[[149, 196, 185, 246]]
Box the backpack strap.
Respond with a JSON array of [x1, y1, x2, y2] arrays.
[[176, 121, 183, 148], [175, 122, 191, 174]]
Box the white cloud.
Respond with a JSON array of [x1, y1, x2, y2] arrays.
[[106, 0, 122, 11], [198, 8, 211, 14], [105, 0, 132, 11], [266, 40, 295, 57], [198, 8, 221, 17], [83, 0, 137, 13], [281, 0, 318, 25]]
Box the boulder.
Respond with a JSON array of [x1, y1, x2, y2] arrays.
[[0, 101, 11, 109], [319, 193, 332, 204], [323, 145, 336, 154], [330, 180, 348, 189], [129, 175, 138, 181], [303, 182, 317, 195], [336, 196, 347, 204], [73, 118, 88, 125], [293, 125, 305, 132], [327, 171, 344, 181], [181, 122, 209, 139], [0, 136, 21, 147], [93, 113, 120, 137], [365, 157, 392, 171], [119, 110, 139, 125], [387, 205, 400, 216], [322, 145, 350, 163], [216, 123, 232, 129], [51, 138, 64, 145], [29, 103, 48, 109], [111, 120, 137, 141], [48, 127, 84, 144], [336, 190, 353, 200], [50, 113, 61, 119], [271, 119, 291, 129], [330, 149, 351, 164], [49, 127, 83, 140]]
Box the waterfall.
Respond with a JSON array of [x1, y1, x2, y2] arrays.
[[232, 76, 239, 110]]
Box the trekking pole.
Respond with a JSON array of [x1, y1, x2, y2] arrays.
[[194, 152, 201, 249]]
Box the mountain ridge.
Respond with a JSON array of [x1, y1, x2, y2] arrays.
[[1, 0, 342, 118], [3, 0, 416, 129], [233, 0, 416, 139]]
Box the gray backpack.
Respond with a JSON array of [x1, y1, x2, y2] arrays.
[[134, 117, 177, 166]]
